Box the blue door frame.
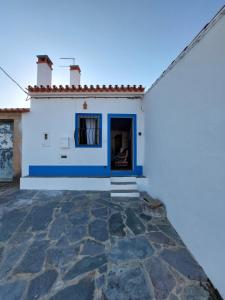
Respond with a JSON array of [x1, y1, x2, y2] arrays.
[[108, 114, 142, 176]]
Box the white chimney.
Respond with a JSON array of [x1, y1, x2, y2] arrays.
[[36, 55, 53, 86], [70, 65, 81, 87]]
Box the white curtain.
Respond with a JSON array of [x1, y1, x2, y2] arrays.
[[86, 118, 96, 145]]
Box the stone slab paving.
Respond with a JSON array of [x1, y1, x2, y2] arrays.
[[0, 185, 221, 300]]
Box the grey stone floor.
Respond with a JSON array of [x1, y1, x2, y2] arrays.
[[0, 185, 219, 300]]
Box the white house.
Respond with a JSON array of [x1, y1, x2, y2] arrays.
[[19, 5, 225, 296], [21, 55, 147, 195]]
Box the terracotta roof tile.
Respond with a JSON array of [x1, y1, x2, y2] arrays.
[[28, 85, 144, 93], [0, 108, 30, 113], [70, 65, 81, 72]]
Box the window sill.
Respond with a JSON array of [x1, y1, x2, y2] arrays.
[[75, 144, 102, 148]]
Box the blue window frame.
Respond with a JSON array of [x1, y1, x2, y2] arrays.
[[75, 113, 102, 148]]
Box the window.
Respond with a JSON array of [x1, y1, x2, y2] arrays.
[[75, 113, 102, 147]]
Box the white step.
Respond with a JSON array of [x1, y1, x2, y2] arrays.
[[110, 182, 138, 190], [110, 177, 139, 198], [110, 177, 137, 183], [111, 191, 140, 197]]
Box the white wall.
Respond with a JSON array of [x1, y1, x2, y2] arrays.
[[144, 15, 225, 296], [37, 63, 52, 86], [20, 176, 148, 191], [22, 97, 144, 176], [70, 70, 80, 86], [20, 177, 111, 190]]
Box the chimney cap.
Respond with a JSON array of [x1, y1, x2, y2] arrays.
[[70, 65, 81, 73], [37, 55, 53, 69]]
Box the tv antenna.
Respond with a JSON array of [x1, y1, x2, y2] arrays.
[[59, 57, 75, 68]]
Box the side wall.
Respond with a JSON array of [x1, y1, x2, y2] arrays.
[[22, 97, 144, 176], [143, 16, 225, 296], [0, 113, 22, 179]]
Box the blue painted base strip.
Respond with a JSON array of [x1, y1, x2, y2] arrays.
[[110, 166, 143, 177], [29, 166, 109, 177], [29, 165, 143, 177]]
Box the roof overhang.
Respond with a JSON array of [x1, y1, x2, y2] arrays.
[[0, 108, 30, 113], [28, 85, 145, 99], [29, 92, 144, 99]]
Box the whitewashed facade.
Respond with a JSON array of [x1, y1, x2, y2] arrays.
[[21, 56, 145, 190], [21, 94, 145, 190], [20, 5, 225, 296], [144, 6, 225, 297]]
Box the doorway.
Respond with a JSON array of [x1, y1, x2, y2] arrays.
[[110, 117, 133, 171], [0, 121, 13, 181]]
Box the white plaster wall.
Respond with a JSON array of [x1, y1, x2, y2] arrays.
[[144, 15, 225, 297], [20, 176, 148, 191], [20, 177, 111, 191], [70, 70, 80, 86], [37, 63, 52, 86], [22, 97, 144, 176]]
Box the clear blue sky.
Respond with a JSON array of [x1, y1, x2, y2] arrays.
[[0, 0, 224, 108]]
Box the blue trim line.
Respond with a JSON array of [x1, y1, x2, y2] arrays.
[[75, 113, 102, 148], [109, 165, 143, 177], [29, 166, 109, 177], [29, 165, 143, 177]]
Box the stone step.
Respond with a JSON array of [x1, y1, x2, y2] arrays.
[[110, 183, 138, 190], [110, 177, 137, 183], [110, 190, 140, 198], [111, 182, 136, 185], [111, 192, 140, 198], [110, 177, 139, 197]]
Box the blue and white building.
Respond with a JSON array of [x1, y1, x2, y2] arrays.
[[21, 55, 147, 194], [19, 7, 225, 296]]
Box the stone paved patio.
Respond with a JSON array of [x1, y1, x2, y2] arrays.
[[0, 185, 220, 299]]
